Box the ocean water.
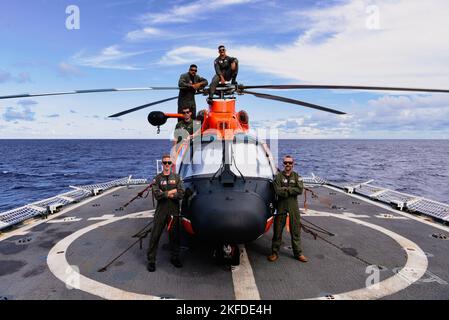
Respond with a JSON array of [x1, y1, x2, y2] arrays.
[[0, 139, 448, 212]]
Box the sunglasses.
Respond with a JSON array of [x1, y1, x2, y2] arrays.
[[163, 161, 172, 165], [190, 69, 197, 72], [283, 161, 294, 165]]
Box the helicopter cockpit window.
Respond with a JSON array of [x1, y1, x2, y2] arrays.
[[231, 142, 273, 179], [180, 137, 274, 179], [180, 140, 223, 178]]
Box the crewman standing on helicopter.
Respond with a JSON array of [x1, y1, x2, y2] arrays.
[[178, 64, 208, 118], [268, 155, 309, 263], [208, 45, 239, 101], [147, 154, 185, 272]]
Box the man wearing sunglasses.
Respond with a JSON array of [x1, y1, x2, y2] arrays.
[[173, 106, 200, 146], [147, 155, 185, 272], [268, 155, 308, 263], [178, 64, 208, 119], [208, 45, 239, 101]]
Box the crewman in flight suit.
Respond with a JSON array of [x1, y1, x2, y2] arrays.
[[172, 105, 201, 149], [178, 64, 208, 119], [147, 154, 185, 272], [208, 45, 239, 101], [174, 106, 194, 144], [268, 155, 309, 263]]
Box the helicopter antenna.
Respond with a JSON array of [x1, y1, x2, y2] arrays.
[[231, 143, 246, 183]]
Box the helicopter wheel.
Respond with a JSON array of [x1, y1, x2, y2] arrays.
[[213, 244, 240, 266], [212, 244, 225, 265], [230, 245, 240, 266]]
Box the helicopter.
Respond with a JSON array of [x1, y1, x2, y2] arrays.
[[2, 82, 449, 264]]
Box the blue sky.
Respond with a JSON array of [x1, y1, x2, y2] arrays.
[[1, 0, 449, 139]]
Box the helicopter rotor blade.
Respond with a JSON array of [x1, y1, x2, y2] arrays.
[[243, 90, 346, 115], [0, 87, 179, 100], [239, 85, 449, 93], [109, 96, 179, 118], [109, 92, 205, 118]]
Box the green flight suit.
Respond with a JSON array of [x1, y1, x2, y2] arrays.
[[174, 119, 200, 144], [209, 56, 239, 99], [178, 72, 208, 118], [272, 170, 304, 257], [147, 172, 185, 264]]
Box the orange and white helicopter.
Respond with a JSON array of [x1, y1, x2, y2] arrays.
[[2, 82, 449, 264]]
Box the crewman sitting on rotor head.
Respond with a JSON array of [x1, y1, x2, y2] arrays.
[[208, 45, 239, 102]]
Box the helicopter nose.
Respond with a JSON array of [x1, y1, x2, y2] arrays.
[[189, 191, 269, 244]]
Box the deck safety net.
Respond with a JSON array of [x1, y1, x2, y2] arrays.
[[0, 176, 148, 231]]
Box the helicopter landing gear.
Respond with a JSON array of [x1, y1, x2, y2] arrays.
[[230, 244, 241, 266], [214, 244, 240, 266]]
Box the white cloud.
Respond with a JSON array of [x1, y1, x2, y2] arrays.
[[125, 27, 163, 41], [160, 46, 216, 65], [252, 114, 355, 139], [58, 62, 83, 77], [362, 94, 449, 131], [16, 72, 32, 83], [0, 70, 32, 83], [72, 45, 148, 70], [0, 70, 12, 83], [1, 100, 39, 123], [17, 100, 38, 107], [141, 0, 253, 24], [253, 94, 449, 138], [2, 106, 36, 122], [125, 27, 225, 43], [160, 0, 449, 88]]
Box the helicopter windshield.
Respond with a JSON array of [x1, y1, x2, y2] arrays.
[[180, 137, 274, 179]]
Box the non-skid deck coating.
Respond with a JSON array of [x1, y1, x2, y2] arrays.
[[1, 185, 448, 300]]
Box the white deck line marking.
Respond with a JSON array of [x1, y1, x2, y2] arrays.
[[47, 217, 82, 224], [232, 245, 260, 300], [47, 208, 427, 300], [304, 212, 428, 300], [88, 214, 115, 221], [47, 219, 82, 224], [0, 187, 123, 242], [375, 214, 408, 220], [324, 185, 449, 232], [47, 210, 160, 300], [341, 212, 370, 219]]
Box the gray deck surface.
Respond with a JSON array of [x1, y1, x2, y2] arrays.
[[1, 185, 448, 300]]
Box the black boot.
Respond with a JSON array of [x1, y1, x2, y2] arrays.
[[147, 262, 156, 272], [171, 257, 183, 268]]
